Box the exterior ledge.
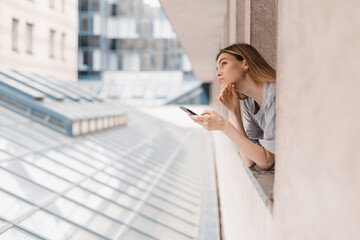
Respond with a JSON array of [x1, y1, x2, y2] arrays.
[[243, 163, 274, 212]]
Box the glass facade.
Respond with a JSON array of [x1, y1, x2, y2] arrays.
[[78, 0, 192, 80], [0, 103, 220, 239]]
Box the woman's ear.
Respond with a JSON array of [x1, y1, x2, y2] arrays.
[[243, 60, 248, 68], [243, 60, 249, 72]]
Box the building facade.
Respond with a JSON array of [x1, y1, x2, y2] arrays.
[[78, 0, 193, 80], [0, 0, 78, 82], [160, 0, 360, 239]]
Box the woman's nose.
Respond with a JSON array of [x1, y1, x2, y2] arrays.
[[216, 69, 222, 77]]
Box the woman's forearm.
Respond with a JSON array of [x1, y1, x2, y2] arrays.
[[228, 110, 244, 133], [228, 110, 256, 167], [222, 121, 274, 170]]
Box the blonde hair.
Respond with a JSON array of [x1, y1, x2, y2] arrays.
[[216, 43, 276, 100]]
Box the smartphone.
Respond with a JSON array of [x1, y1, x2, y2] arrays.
[[179, 106, 198, 116]]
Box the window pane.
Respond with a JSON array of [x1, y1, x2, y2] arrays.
[[44, 150, 96, 176], [0, 127, 47, 151], [0, 168, 54, 204], [81, 16, 88, 31], [124, 229, 153, 240], [49, 29, 55, 58], [61, 33, 66, 60], [0, 227, 39, 240], [0, 150, 11, 161], [92, 0, 99, 11], [73, 144, 111, 164], [20, 210, 99, 240], [26, 23, 33, 54], [110, 3, 117, 16], [0, 136, 30, 157], [109, 39, 116, 50], [47, 198, 125, 239], [0, 219, 5, 229], [80, 36, 88, 47], [12, 18, 19, 51], [132, 215, 190, 240], [147, 195, 197, 224], [80, 0, 88, 11], [80, 178, 142, 209], [0, 191, 33, 222], [1, 159, 71, 193], [140, 205, 198, 238], [65, 187, 133, 223], [23, 154, 85, 183], [92, 36, 99, 47], [60, 147, 105, 169]]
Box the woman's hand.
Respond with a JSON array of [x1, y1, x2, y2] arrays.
[[188, 110, 230, 131], [218, 84, 240, 114]]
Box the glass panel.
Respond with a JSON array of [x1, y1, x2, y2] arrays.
[[92, 171, 146, 199], [20, 210, 99, 240], [47, 198, 124, 239], [73, 144, 112, 164], [0, 227, 39, 240], [0, 150, 11, 161], [132, 215, 190, 240], [0, 190, 33, 222], [0, 219, 6, 228], [27, 121, 67, 142], [45, 150, 96, 176], [0, 127, 46, 152], [92, 0, 100, 11], [14, 125, 59, 147], [60, 147, 105, 169], [152, 188, 198, 213], [65, 187, 133, 223], [80, 178, 141, 209], [102, 167, 151, 189], [147, 196, 198, 225], [140, 205, 198, 238], [0, 136, 29, 157], [83, 140, 118, 159], [0, 107, 29, 123], [156, 181, 199, 204], [1, 159, 71, 193], [80, 0, 88, 11], [23, 154, 85, 183], [123, 229, 154, 240], [0, 168, 54, 205]]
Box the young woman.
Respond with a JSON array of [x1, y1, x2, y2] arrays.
[[189, 43, 276, 170]]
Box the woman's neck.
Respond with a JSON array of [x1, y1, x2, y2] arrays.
[[235, 76, 264, 107]]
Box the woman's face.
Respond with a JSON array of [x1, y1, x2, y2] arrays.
[[216, 52, 244, 88]]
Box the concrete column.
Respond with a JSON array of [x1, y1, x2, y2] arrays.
[[250, 0, 277, 68]]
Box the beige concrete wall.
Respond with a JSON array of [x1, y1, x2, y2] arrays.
[[0, 0, 78, 81], [211, 2, 275, 239], [213, 131, 273, 240], [274, 0, 360, 239], [250, 0, 277, 69], [157, 0, 360, 239]]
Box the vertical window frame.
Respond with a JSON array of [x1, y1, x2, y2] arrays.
[[12, 18, 19, 52], [26, 23, 34, 54], [49, 29, 56, 58]]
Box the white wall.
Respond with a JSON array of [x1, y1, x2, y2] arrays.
[[0, 0, 78, 82]]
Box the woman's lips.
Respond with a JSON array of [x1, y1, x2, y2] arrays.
[[219, 78, 224, 83]]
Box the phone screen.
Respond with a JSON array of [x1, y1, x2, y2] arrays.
[[179, 106, 198, 115]]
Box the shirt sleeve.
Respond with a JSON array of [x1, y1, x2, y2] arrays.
[[259, 95, 276, 154], [242, 100, 263, 146]]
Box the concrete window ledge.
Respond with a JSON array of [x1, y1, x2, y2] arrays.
[[233, 144, 274, 211], [244, 163, 274, 211]]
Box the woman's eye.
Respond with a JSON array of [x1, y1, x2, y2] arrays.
[[222, 62, 227, 66]]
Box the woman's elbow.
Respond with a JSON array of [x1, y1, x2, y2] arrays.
[[258, 156, 275, 171]]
